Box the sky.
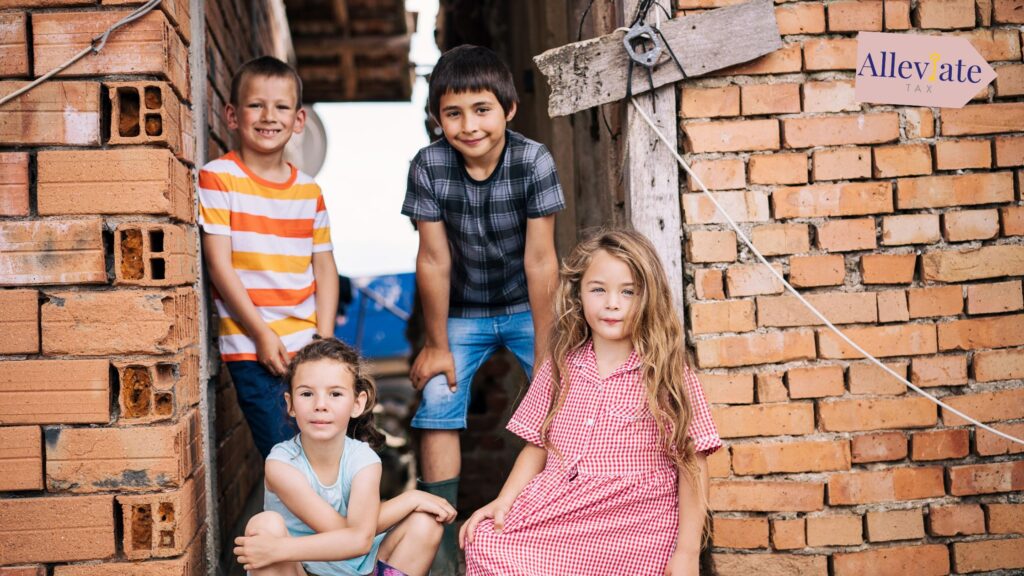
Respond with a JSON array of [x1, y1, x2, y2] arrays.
[[314, 0, 441, 278]]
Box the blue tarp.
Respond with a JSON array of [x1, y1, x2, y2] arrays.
[[334, 272, 415, 359]]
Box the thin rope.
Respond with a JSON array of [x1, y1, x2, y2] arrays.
[[0, 0, 162, 108], [629, 96, 1024, 447]]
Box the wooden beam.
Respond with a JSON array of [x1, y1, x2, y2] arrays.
[[534, 0, 782, 117], [332, 0, 350, 31], [293, 34, 410, 57]]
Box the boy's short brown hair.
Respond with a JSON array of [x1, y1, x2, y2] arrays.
[[428, 45, 518, 121], [230, 55, 303, 106]]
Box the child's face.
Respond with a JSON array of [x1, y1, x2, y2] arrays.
[[580, 250, 636, 347], [437, 89, 516, 167], [285, 359, 367, 442], [226, 75, 305, 157]]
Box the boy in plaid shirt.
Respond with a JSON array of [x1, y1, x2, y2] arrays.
[[401, 44, 565, 572]]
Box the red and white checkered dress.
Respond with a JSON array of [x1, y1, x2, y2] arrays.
[[464, 340, 721, 575]]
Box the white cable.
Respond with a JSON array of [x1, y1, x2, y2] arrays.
[[0, 0, 162, 108], [630, 96, 1024, 446]]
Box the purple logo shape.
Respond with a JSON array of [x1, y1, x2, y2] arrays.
[[855, 32, 996, 109]]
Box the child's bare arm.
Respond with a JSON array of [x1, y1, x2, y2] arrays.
[[459, 442, 546, 546], [377, 490, 456, 533], [203, 233, 289, 374], [668, 453, 709, 575], [410, 220, 455, 390], [311, 251, 339, 338], [523, 215, 559, 365], [264, 460, 348, 532]]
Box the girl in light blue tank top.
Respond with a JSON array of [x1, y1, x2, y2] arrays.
[[233, 338, 457, 576]]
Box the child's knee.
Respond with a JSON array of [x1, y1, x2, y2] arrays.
[[407, 511, 444, 544], [246, 511, 288, 537]]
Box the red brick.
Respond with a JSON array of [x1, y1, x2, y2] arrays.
[[904, 107, 935, 138], [694, 268, 725, 300], [935, 139, 992, 169], [114, 350, 201, 424], [756, 371, 788, 403], [776, 3, 825, 34], [803, 80, 859, 113], [741, 83, 800, 115], [117, 471, 204, 559], [956, 29, 1022, 62], [829, 0, 883, 30], [0, 426, 41, 491], [731, 440, 850, 475], [848, 360, 908, 395], [708, 446, 731, 477], [0, 567, 45, 576], [0, 13, 28, 77], [873, 143, 933, 177], [106, 81, 191, 162], [699, 372, 754, 404], [994, 135, 1024, 166], [881, 214, 940, 246], [829, 466, 945, 504], [748, 153, 807, 185], [751, 224, 809, 256], [967, 280, 1023, 314], [0, 289, 38, 355], [712, 517, 769, 549], [1003, 205, 1024, 235], [813, 147, 872, 181], [911, 354, 968, 386], [976, 422, 1024, 456], [987, 503, 1024, 534], [914, 0, 976, 28], [819, 323, 937, 359], [771, 518, 805, 550], [0, 495, 115, 563], [861, 252, 916, 284], [897, 172, 1014, 209], [950, 461, 1024, 496], [923, 245, 1024, 282], [710, 480, 824, 512], [710, 553, 827, 576], [711, 403, 815, 437], [687, 158, 745, 190], [943, 103, 1024, 135], [713, 43, 804, 76], [0, 152, 28, 216], [55, 541, 204, 576], [953, 537, 1024, 573], [783, 113, 899, 148], [943, 209, 1000, 242], [994, 0, 1024, 22], [42, 287, 198, 355], [908, 285, 963, 318], [806, 514, 862, 546], [928, 504, 985, 536], [690, 300, 755, 335], [698, 329, 816, 368], [681, 86, 739, 118], [687, 230, 737, 263], [682, 191, 770, 224], [996, 64, 1024, 97], [37, 149, 193, 222], [943, 388, 1024, 425], [884, 0, 912, 28], [726, 263, 784, 297], [757, 291, 877, 328], [0, 81, 100, 145], [911, 428, 970, 460], [939, 313, 1024, 351], [790, 254, 845, 287], [0, 220, 106, 286], [684, 119, 779, 153], [773, 181, 892, 219], [865, 509, 924, 542], [113, 223, 197, 287], [877, 289, 910, 323], [803, 38, 858, 71], [851, 431, 908, 463], [834, 544, 949, 576], [973, 347, 1024, 382], [0, 359, 108, 424], [820, 396, 937, 431]]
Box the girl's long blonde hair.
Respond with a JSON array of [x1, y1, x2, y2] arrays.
[[539, 229, 698, 476]]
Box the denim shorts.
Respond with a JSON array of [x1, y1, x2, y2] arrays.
[[411, 311, 535, 430]]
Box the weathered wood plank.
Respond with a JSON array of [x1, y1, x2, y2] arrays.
[[535, 0, 782, 117]]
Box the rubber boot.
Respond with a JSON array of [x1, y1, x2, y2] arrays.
[[418, 477, 460, 576]]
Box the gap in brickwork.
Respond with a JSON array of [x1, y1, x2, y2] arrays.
[[102, 227, 115, 282], [155, 392, 174, 416], [120, 228, 145, 280], [131, 503, 153, 550], [146, 113, 163, 136], [150, 229, 165, 252], [145, 85, 162, 109], [151, 257, 166, 280], [122, 366, 153, 418], [117, 87, 141, 137]]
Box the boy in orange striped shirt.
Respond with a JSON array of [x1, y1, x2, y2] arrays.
[[198, 56, 339, 457]]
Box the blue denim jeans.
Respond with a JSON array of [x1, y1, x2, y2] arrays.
[[411, 311, 535, 430], [226, 361, 296, 458]]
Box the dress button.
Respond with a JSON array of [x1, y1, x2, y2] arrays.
[[585, 418, 595, 426]]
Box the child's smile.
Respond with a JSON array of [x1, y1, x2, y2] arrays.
[[581, 249, 636, 347]]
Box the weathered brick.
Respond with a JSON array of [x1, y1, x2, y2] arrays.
[[37, 149, 193, 222], [755, 371, 788, 403], [776, 3, 825, 34], [943, 209, 999, 242], [0, 152, 28, 216], [783, 113, 899, 148], [771, 518, 806, 550], [0, 289, 38, 354], [694, 268, 725, 300], [748, 153, 807, 185], [911, 428, 970, 460], [54, 539, 204, 576], [881, 214, 940, 246], [707, 446, 731, 477], [42, 287, 198, 355], [750, 223, 809, 256], [994, 135, 1024, 166], [713, 43, 804, 76], [862, 252, 916, 284], [687, 230, 737, 263], [993, 0, 1024, 22], [848, 360, 908, 395], [757, 292, 877, 327], [942, 102, 1024, 135], [0, 220, 106, 286], [904, 107, 935, 138], [976, 422, 1024, 456], [773, 181, 892, 219], [114, 223, 197, 287], [687, 158, 745, 190], [699, 372, 754, 405], [973, 347, 1024, 382], [711, 403, 815, 437], [117, 471, 204, 559], [1001, 206, 1024, 235], [987, 503, 1024, 534], [789, 254, 845, 287], [922, 245, 1024, 282], [684, 119, 779, 153], [873, 143, 933, 177], [928, 504, 985, 536], [851, 431, 908, 462], [731, 440, 850, 475], [829, 0, 883, 30], [942, 388, 1024, 425], [812, 147, 871, 181], [828, 466, 945, 504], [0, 495, 115, 563], [935, 139, 991, 169], [898, 172, 1014, 210], [911, 354, 968, 386], [682, 192, 770, 224], [966, 280, 1022, 315], [950, 461, 1024, 495], [884, 0, 912, 28], [955, 29, 1021, 61], [697, 329, 816, 368], [803, 80, 859, 114], [820, 396, 937, 431], [711, 517, 768, 549], [106, 81, 191, 162], [818, 323, 938, 359], [908, 285, 963, 318], [741, 83, 800, 115], [726, 263, 784, 297], [0, 359, 108, 424], [953, 538, 1024, 573], [0, 566, 45, 576], [681, 85, 739, 118], [690, 300, 756, 335], [834, 544, 949, 576], [710, 553, 827, 576], [0, 426, 42, 491], [114, 349, 201, 424], [803, 38, 858, 71], [806, 514, 862, 546], [939, 313, 1024, 351], [710, 480, 824, 512], [914, 0, 976, 28], [0, 13, 29, 77], [877, 289, 910, 323], [0, 81, 100, 145]]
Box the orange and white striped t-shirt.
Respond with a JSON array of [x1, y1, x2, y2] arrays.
[[198, 151, 333, 362]]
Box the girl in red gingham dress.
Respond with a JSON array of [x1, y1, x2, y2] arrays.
[[459, 229, 722, 576]]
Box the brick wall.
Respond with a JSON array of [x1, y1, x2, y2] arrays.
[[676, 1, 1024, 573]]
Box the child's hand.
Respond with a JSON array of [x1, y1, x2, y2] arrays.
[[234, 531, 280, 571], [458, 498, 511, 549], [410, 345, 456, 391], [255, 328, 290, 376], [410, 490, 457, 523], [664, 550, 699, 576]]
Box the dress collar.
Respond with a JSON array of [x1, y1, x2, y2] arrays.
[[571, 339, 643, 378]]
